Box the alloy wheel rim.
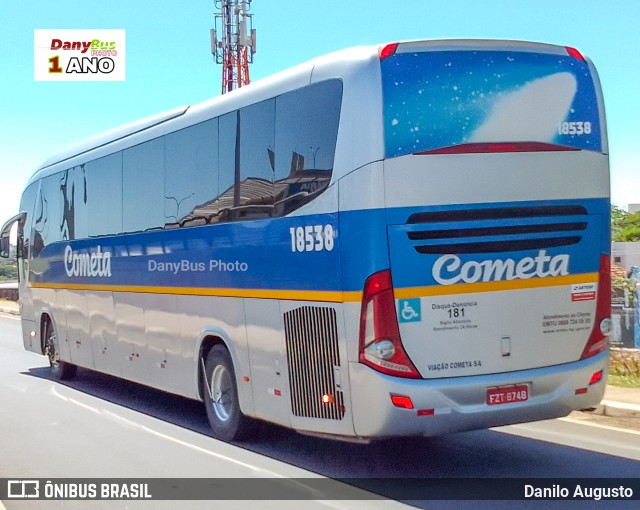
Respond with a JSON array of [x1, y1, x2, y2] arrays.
[[211, 364, 232, 422], [46, 331, 60, 367]]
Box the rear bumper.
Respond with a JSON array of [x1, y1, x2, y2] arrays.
[[349, 350, 608, 438]]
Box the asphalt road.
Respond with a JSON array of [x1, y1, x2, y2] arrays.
[[1, 313, 639, 510]]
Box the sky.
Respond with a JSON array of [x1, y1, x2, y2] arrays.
[[1, 0, 639, 226]]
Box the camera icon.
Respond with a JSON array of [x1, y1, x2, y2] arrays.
[[7, 480, 40, 498]]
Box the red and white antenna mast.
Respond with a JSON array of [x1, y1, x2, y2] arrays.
[[211, 0, 256, 94]]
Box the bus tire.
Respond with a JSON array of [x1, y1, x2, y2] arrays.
[[203, 344, 255, 441], [43, 320, 77, 381]]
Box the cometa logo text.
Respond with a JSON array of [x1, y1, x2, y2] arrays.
[[433, 250, 569, 285], [64, 245, 112, 278]]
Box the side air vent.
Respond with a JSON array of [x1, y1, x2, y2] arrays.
[[284, 306, 345, 420], [406, 205, 588, 255]]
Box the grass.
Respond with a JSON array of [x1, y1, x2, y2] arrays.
[[608, 374, 640, 389], [608, 348, 640, 388]]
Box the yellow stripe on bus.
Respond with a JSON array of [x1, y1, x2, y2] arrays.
[[30, 272, 597, 303], [394, 272, 599, 300], [30, 282, 360, 303]]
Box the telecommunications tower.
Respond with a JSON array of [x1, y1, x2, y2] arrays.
[[211, 0, 256, 94]]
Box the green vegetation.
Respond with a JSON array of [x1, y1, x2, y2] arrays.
[[612, 274, 635, 307], [607, 374, 640, 389], [609, 349, 640, 389], [610, 205, 639, 306], [612, 205, 640, 242], [0, 259, 18, 282]]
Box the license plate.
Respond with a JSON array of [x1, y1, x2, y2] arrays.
[[486, 384, 529, 406]]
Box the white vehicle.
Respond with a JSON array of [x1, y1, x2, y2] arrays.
[[1, 39, 611, 442]]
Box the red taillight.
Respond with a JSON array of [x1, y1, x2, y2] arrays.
[[359, 269, 421, 378], [415, 142, 580, 156], [379, 42, 399, 61], [580, 255, 611, 360], [566, 46, 585, 61]]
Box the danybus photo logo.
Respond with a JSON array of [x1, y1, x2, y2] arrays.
[[34, 29, 126, 81]]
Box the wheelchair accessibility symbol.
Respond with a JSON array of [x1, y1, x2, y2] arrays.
[[398, 298, 421, 323]]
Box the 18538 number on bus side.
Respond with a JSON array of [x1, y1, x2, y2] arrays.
[[289, 225, 335, 253]]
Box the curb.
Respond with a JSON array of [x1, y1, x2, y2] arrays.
[[586, 400, 640, 419], [0, 306, 19, 316]]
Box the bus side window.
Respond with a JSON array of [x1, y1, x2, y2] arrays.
[[210, 100, 278, 223], [123, 139, 165, 233], [273, 80, 342, 216], [236, 98, 276, 219], [164, 119, 219, 228], [33, 173, 63, 257], [19, 183, 38, 270], [216, 110, 238, 222], [85, 153, 123, 237], [73, 165, 89, 240]]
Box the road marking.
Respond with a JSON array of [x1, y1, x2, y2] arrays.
[[498, 418, 640, 461], [50, 386, 309, 477], [559, 415, 640, 435]]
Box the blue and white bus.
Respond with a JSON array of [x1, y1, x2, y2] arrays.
[[1, 39, 610, 442]]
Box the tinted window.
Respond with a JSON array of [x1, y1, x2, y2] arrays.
[[55, 79, 342, 238], [58, 168, 75, 241], [73, 165, 89, 240], [236, 99, 276, 220], [19, 182, 38, 271], [215, 111, 239, 223], [382, 50, 601, 156], [274, 80, 342, 215], [85, 152, 123, 237], [123, 139, 165, 232], [217, 100, 279, 222], [165, 119, 218, 228], [33, 173, 63, 256]]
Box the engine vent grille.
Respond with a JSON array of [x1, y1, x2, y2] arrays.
[[284, 306, 344, 420], [406, 205, 588, 254]]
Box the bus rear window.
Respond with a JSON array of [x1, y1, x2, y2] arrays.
[[382, 49, 602, 157]]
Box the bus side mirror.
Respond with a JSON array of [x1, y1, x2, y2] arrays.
[[0, 235, 9, 258], [1, 212, 26, 258]]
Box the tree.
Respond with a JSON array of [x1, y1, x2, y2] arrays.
[[613, 208, 640, 242], [612, 204, 629, 237]]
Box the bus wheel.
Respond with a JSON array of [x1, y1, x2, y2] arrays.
[[203, 345, 254, 441], [43, 320, 77, 381]]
